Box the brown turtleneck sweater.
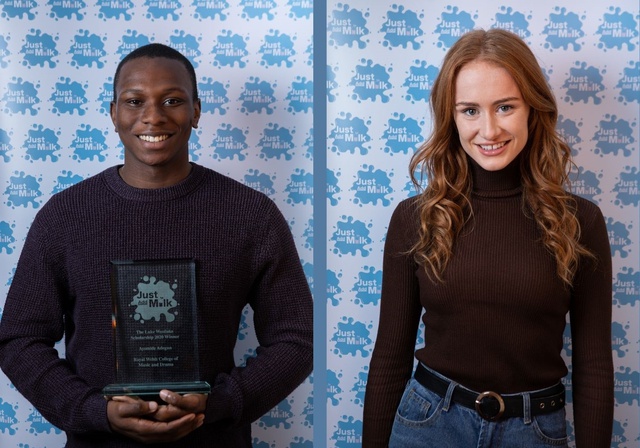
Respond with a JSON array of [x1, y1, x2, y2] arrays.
[[363, 157, 613, 447]]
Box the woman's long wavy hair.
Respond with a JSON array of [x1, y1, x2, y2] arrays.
[[409, 28, 592, 287]]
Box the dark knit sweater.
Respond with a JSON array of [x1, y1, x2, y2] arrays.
[[0, 163, 313, 447], [363, 157, 613, 447]]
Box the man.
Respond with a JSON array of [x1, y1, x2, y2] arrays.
[[0, 43, 313, 447]]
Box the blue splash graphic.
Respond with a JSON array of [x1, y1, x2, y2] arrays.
[[291, 436, 313, 448], [616, 61, 640, 104], [212, 124, 247, 160], [331, 317, 372, 357], [561, 323, 573, 358], [352, 266, 381, 306], [258, 398, 293, 429], [350, 59, 391, 102], [287, 77, 313, 113], [383, 113, 424, 154], [27, 408, 61, 435], [611, 321, 631, 358], [188, 131, 202, 161], [243, 169, 276, 196], [610, 420, 631, 447], [1, 1, 36, 19], [597, 7, 638, 50], [327, 269, 343, 306], [562, 62, 604, 105], [0, 398, 18, 434], [350, 366, 368, 405], [260, 30, 295, 67], [170, 32, 201, 68], [69, 31, 106, 68], [0, 129, 14, 162], [303, 218, 313, 250], [288, 0, 312, 19], [200, 78, 229, 115], [606, 217, 632, 258], [51, 77, 87, 115], [381, 5, 423, 49], [327, 169, 342, 206], [571, 167, 602, 203], [302, 260, 313, 290], [21, 30, 58, 68], [0, 36, 9, 68], [0, 222, 16, 254], [144, 0, 181, 20], [24, 125, 61, 162], [613, 268, 639, 306], [52, 171, 84, 195], [593, 114, 635, 156], [403, 177, 419, 198], [331, 216, 372, 256], [71, 124, 108, 161], [556, 115, 582, 157], [251, 438, 271, 448], [612, 166, 639, 207], [286, 169, 313, 205], [239, 78, 276, 114], [259, 124, 294, 160], [614, 367, 639, 405], [435, 6, 476, 49], [543, 7, 585, 50], [331, 415, 363, 446], [302, 395, 313, 427], [48, 0, 85, 19], [352, 165, 393, 206], [212, 31, 248, 68], [115, 31, 152, 59], [237, 307, 250, 341], [98, 79, 113, 115], [5, 172, 42, 208], [97, 0, 134, 20], [493, 6, 532, 39], [303, 128, 313, 160], [327, 65, 338, 102], [193, 0, 229, 20], [327, 369, 343, 405], [2, 77, 40, 115], [241, 0, 276, 19], [329, 4, 369, 48], [329, 113, 371, 155], [403, 61, 439, 103]]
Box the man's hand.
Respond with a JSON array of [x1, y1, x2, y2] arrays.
[[107, 394, 204, 444], [153, 390, 208, 422]]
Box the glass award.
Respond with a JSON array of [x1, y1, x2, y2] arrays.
[[103, 259, 210, 399]]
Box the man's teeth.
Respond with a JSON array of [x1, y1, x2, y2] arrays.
[[480, 142, 506, 151], [139, 135, 169, 143]]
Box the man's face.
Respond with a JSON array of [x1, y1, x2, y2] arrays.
[[110, 57, 201, 174]]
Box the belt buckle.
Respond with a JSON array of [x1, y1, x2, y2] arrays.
[[475, 391, 505, 421]]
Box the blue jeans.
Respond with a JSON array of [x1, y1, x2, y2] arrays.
[[389, 368, 568, 448]]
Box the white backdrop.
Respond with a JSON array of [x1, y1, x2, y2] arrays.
[[0, 1, 313, 447], [325, 1, 638, 447]]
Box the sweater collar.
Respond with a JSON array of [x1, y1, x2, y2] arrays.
[[469, 155, 523, 198], [103, 163, 207, 202]]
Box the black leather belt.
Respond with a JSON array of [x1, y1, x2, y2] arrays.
[[414, 364, 565, 421]]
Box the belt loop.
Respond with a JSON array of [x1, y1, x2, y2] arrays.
[[442, 380, 457, 412], [522, 393, 531, 424]]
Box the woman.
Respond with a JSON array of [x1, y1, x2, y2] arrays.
[[362, 29, 613, 447]]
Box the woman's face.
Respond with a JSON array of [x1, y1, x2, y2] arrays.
[[453, 60, 530, 171]]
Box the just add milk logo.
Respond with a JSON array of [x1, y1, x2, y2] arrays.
[[350, 59, 391, 102], [596, 7, 638, 50], [351, 165, 393, 206], [0, 221, 16, 254], [613, 268, 639, 307], [0, 129, 13, 162], [0, 397, 18, 435], [188, 130, 203, 161], [327, 65, 338, 102], [239, 77, 276, 114], [49, 0, 86, 19], [329, 113, 371, 155], [331, 317, 372, 357], [286, 76, 313, 113], [240, 0, 276, 19], [193, 0, 229, 20], [288, 0, 312, 19], [243, 169, 276, 196], [332, 415, 362, 447], [285, 168, 313, 205], [331, 215, 372, 257], [96, 0, 135, 20], [27, 407, 62, 435], [258, 123, 294, 160], [493, 6, 532, 39], [69, 31, 106, 68], [200, 78, 229, 115], [562, 62, 605, 105], [98, 77, 114, 115], [352, 266, 382, 307], [51, 171, 85, 195], [606, 217, 632, 258], [115, 31, 152, 59], [260, 30, 295, 68], [257, 397, 294, 429], [329, 4, 369, 49], [556, 115, 582, 157], [612, 166, 639, 207], [327, 369, 343, 406], [0, 36, 9, 68], [71, 124, 108, 162], [542, 7, 584, 50], [4, 171, 42, 209], [350, 366, 368, 406], [612, 321, 632, 359], [592, 114, 635, 157], [435, 6, 476, 49], [616, 61, 640, 105], [212, 124, 247, 160], [130, 275, 178, 324], [212, 31, 248, 68], [302, 396, 313, 428], [303, 218, 313, 250], [614, 366, 639, 406], [24, 124, 61, 162], [145, 0, 182, 20], [170, 32, 201, 67], [383, 113, 424, 154], [380, 5, 423, 50], [21, 30, 58, 68], [403, 61, 439, 103], [327, 168, 342, 206], [51, 77, 87, 115], [2, 77, 40, 115], [1, 0, 36, 19], [327, 269, 343, 306], [571, 167, 603, 203]]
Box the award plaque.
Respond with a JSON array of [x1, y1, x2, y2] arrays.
[[103, 259, 210, 398]]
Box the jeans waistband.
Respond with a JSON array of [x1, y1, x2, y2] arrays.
[[414, 363, 565, 421]]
